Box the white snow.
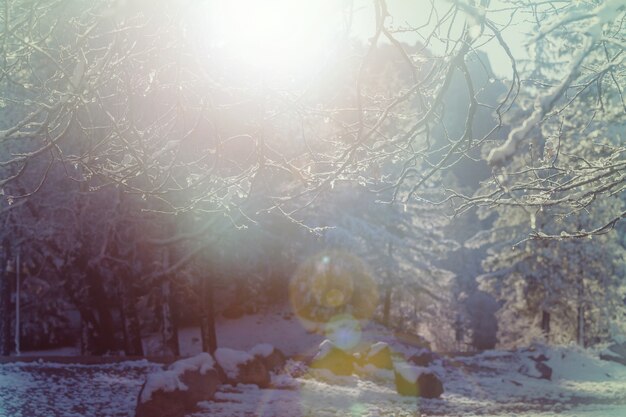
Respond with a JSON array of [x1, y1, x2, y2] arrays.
[[356, 363, 395, 381], [537, 0, 625, 42], [596, 0, 625, 22], [4, 350, 626, 417], [393, 362, 428, 382], [215, 347, 253, 379], [141, 370, 188, 403], [0, 360, 162, 416], [308, 368, 360, 385], [5, 312, 626, 416], [546, 345, 618, 382], [159, 307, 324, 358], [144, 306, 428, 360], [313, 339, 336, 361], [140, 352, 216, 403], [367, 341, 389, 358], [167, 351, 215, 375], [488, 0, 625, 167], [270, 372, 301, 389], [249, 343, 275, 358]]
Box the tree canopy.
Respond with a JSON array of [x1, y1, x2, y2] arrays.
[[0, 0, 624, 354]]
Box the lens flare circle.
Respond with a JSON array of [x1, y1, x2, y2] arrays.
[[290, 250, 379, 325], [325, 314, 362, 351]]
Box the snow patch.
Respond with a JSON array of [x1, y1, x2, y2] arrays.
[[313, 339, 336, 361], [3, 344, 626, 416], [140, 352, 216, 403], [215, 347, 253, 379], [166, 307, 324, 357], [249, 343, 274, 358], [519, 358, 543, 378], [356, 363, 395, 381], [168, 352, 215, 375], [546, 346, 615, 382], [367, 342, 389, 358], [394, 362, 428, 382], [141, 370, 188, 403], [309, 368, 359, 386], [271, 372, 301, 389]]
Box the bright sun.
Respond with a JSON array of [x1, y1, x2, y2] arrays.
[[198, 0, 342, 75]]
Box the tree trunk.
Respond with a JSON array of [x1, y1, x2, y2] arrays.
[[63, 278, 101, 355], [577, 304, 585, 347], [87, 267, 116, 354], [79, 309, 100, 355], [158, 236, 180, 356], [120, 278, 143, 356], [68, 251, 116, 355], [382, 286, 392, 327], [160, 279, 179, 356], [14, 247, 21, 355], [382, 241, 393, 327], [541, 310, 550, 342], [62, 272, 99, 356], [200, 277, 217, 354], [576, 271, 585, 347], [0, 242, 11, 355]]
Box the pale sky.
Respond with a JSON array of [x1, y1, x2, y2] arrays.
[[348, 0, 531, 78], [197, 0, 531, 79]]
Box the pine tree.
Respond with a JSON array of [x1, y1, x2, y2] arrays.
[[470, 152, 626, 347], [310, 182, 458, 349]]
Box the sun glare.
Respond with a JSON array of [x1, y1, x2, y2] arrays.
[[203, 0, 341, 75]]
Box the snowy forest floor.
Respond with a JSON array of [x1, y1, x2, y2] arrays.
[[1, 348, 626, 417], [2, 310, 626, 416]]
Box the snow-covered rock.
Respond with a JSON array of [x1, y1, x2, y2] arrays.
[[394, 362, 427, 384], [518, 348, 552, 380], [355, 363, 395, 382], [215, 347, 270, 388], [361, 341, 393, 370], [237, 357, 270, 388], [408, 349, 439, 367], [311, 339, 355, 376], [249, 343, 287, 373], [167, 352, 216, 377], [393, 362, 444, 398], [215, 348, 253, 379], [249, 343, 274, 358], [600, 342, 626, 366], [136, 353, 220, 417], [519, 360, 552, 380]]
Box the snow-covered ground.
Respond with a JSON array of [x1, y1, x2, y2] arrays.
[[0, 360, 162, 417], [2, 346, 626, 417], [3, 310, 626, 416], [175, 311, 325, 358]]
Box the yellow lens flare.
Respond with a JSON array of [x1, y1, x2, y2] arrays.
[[290, 250, 379, 326], [324, 288, 347, 308]]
